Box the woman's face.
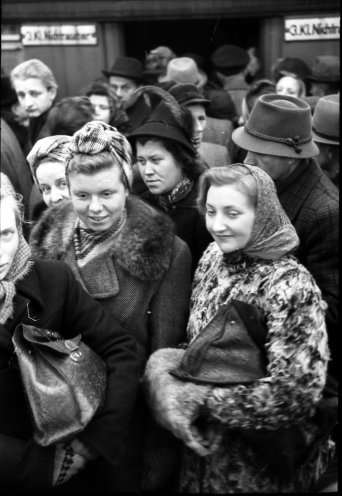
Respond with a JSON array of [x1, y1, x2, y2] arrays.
[[89, 94, 111, 124], [136, 140, 183, 195], [0, 198, 19, 281], [205, 184, 255, 254], [36, 161, 69, 207], [187, 103, 207, 149], [276, 76, 302, 97], [69, 165, 128, 232]]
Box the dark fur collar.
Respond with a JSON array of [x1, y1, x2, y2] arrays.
[[29, 196, 176, 280]]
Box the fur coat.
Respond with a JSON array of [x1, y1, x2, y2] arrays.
[[143, 242, 335, 493]]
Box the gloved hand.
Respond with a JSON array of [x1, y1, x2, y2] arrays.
[[53, 438, 97, 486]]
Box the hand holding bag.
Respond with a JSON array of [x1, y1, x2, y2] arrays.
[[12, 323, 107, 447]]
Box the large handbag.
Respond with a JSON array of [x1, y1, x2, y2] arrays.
[[12, 323, 107, 447]]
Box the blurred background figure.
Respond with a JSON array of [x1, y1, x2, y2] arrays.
[[10, 59, 58, 150], [1, 73, 29, 154], [84, 80, 130, 134], [159, 57, 207, 89], [312, 93, 339, 188], [276, 75, 306, 98], [271, 56, 311, 84], [244, 47, 261, 84], [41, 96, 95, 137], [306, 55, 340, 98], [143, 45, 176, 84], [102, 56, 150, 132]]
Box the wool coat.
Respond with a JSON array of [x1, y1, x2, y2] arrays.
[[144, 243, 334, 493], [29, 195, 192, 491], [276, 158, 339, 379], [199, 141, 231, 168], [0, 259, 141, 491]]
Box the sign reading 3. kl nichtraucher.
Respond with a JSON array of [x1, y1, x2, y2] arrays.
[[21, 24, 97, 45], [285, 17, 340, 41]]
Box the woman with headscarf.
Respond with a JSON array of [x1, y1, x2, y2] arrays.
[[128, 86, 212, 276], [0, 173, 141, 491], [143, 164, 336, 493], [29, 120, 192, 492], [27, 134, 72, 208]]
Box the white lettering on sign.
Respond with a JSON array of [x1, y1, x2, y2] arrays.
[[20, 25, 97, 46], [285, 17, 340, 41]]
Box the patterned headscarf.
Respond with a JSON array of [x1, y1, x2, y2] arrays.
[[66, 121, 133, 189], [238, 163, 299, 260], [27, 135, 72, 182], [0, 179, 33, 324]]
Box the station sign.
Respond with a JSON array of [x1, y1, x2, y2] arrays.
[[285, 17, 340, 41], [21, 24, 97, 46]]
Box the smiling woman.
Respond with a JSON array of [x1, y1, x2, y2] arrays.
[[29, 120, 192, 492]]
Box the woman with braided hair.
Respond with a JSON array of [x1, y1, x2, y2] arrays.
[[29, 120, 192, 491]]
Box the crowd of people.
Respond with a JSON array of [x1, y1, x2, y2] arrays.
[[0, 43, 339, 493]]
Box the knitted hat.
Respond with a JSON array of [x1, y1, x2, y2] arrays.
[[232, 94, 319, 158], [159, 57, 207, 88], [211, 44, 249, 76], [307, 55, 340, 83], [169, 83, 210, 107], [102, 56, 144, 83], [67, 121, 133, 189], [312, 93, 339, 145]]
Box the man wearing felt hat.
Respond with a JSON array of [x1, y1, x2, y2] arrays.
[[312, 93, 339, 188], [232, 93, 338, 380], [102, 56, 150, 132]]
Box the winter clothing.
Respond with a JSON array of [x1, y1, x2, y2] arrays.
[[143, 163, 334, 493], [199, 141, 231, 168], [27, 134, 72, 181], [0, 259, 141, 491]]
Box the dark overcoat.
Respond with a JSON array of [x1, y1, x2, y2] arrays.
[[0, 259, 141, 491]]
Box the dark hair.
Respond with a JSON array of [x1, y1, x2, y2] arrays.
[[132, 135, 206, 181], [197, 164, 257, 214], [245, 79, 276, 113], [44, 96, 94, 136], [66, 151, 127, 189]]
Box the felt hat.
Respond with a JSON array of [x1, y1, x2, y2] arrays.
[[312, 94, 339, 145], [211, 44, 249, 75], [159, 57, 207, 88], [170, 300, 267, 385], [169, 83, 210, 107], [232, 93, 319, 158], [1, 75, 18, 107], [102, 56, 144, 83], [307, 55, 340, 83], [127, 100, 194, 153], [272, 57, 311, 81]]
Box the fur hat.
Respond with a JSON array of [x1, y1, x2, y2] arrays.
[[102, 56, 144, 83], [307, 55, 340, 83], [211, 44, 249, 76], [232, 94, 319, 158], [127, 85, 195, 153], [159, 57, 207, 88], [169, 83, 210, 107], [312, 93, 339, 145]]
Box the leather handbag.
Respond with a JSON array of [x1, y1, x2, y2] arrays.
[[12, 323, 107, 447]]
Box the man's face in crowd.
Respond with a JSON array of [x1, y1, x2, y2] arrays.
[[13, 77, 56, 118], [108, 76, 139, 109]]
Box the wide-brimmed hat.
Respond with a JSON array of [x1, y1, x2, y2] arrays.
[[232, 94, 319, 158], [307, 55, 340, 83], [211, 44, 249, 76], [159, 57, 207, 88], [127, 100, 194, 153], [169, 83, 210, 107], [312, 94, 339, 145], [102, 56, 144, 83]]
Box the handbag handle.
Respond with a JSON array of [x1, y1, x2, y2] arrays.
[[18, 324, 82, 355]]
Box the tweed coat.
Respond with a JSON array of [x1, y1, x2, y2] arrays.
[[203, 116, 234, 157], [144, 243, 334, 493], [0, 259, 141, 491], [276, 158, 339, 379], [199, 141, 231, 168]]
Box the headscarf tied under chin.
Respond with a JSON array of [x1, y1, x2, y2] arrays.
[[0, 229, 33, 325], [27, 135, 72, 183], [66, 121, 133, 190], [237, 163, 299, 260]]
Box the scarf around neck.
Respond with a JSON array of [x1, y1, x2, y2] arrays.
[[157, 177, 193, 210], [0, 231, 33, 324]]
